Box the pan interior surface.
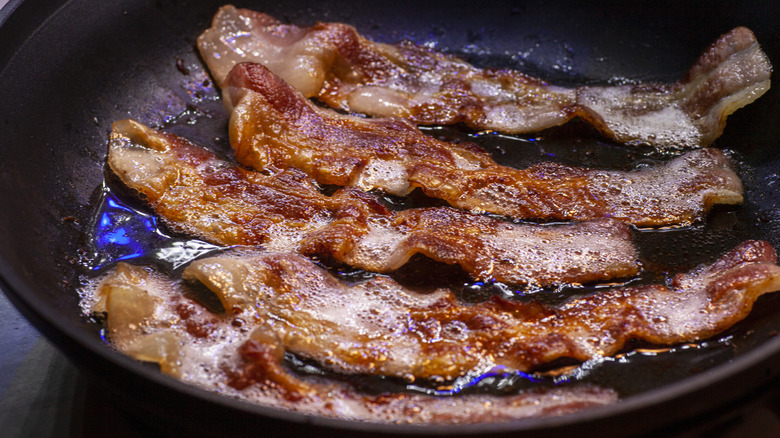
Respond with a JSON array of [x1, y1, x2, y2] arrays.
[[0, 0, 779, 436]]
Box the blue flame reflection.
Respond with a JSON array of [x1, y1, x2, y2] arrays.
[[85, 187, 224, 271], [408, 365, 546, 396], [94, 195, 155, 262]]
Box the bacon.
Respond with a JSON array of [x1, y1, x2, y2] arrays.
[[91, 261, 618, 424], [182, 241, 780, 382], [223, 62, 743, 226], [107, 119, 638, 286], [198, 6, 771, 148], [91, 263, 183, 375], [89, 241, 780, 422]]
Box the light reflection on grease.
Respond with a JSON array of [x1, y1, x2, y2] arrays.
[[83, 185, 226, 272]]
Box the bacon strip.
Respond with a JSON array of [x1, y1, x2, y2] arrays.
[[92, 262, 618, 424], [182, 241, 780, 382], [224, 62, 743, 226], [198, 5, 771, 148], [107, 119, 638, 286]]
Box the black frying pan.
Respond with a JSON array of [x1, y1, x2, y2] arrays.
[[1, 0, 779, 436]]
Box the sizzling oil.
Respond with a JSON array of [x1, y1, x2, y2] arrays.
[[74, 115, 771, 400]]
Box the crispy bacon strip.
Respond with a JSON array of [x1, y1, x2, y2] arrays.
[[198, 5, 771, 148], [92, 262, 618, 423], [183, 241, 780, 381], [224, 62, 743, 226], [107, 119, 638, 286]]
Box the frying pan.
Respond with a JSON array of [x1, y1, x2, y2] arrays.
[[1, 0, 779, 436]]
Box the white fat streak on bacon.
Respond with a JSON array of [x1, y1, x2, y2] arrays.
[[328, 209, 639, 287], [178, 241, 780, 382], [223, 63, 743, 226], [87, 257, 618, 424], [107, 119, 639, 286], [198, 5, 771, 149]]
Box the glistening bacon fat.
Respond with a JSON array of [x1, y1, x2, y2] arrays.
[[88, 241, 780, 422], [183, 241, 780, 382], [107, 119, 639, 287], [223, 63, 744, 227], [90, 261, 618, 424], [198, 5, 772, 149]]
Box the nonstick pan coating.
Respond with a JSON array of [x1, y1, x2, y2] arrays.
[[1, 1, 779, 436]]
